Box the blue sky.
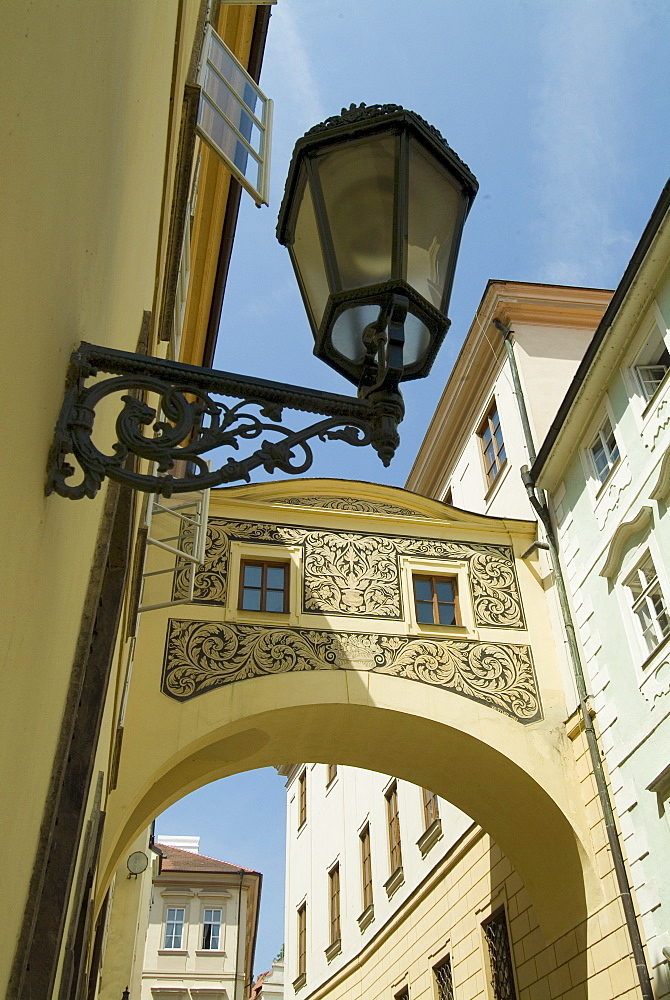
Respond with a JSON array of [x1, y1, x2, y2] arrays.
[[158, 0, 670, 975]]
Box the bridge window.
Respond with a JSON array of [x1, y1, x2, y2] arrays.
[[201, 907, 222, 950], [483, 908, 517, 1000], [413, 574, 459, 626], [163, 907, 186, 950], [239, 560, 290, 613]]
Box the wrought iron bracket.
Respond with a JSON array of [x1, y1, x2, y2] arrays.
[[46, 343, 405, 499]]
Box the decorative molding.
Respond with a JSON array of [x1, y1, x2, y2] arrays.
[[600, 506, 653, 578], [162, 621, 542, 723], [650, 447, 670, 501], [325, 939, 342, 962], [357, 903, 375, 932], [384, 866, 405, 900], [595, 464, 633, 529], [270, 495, 424, 517], [175, 518, 526, 629], [417, 818, 443, 858]]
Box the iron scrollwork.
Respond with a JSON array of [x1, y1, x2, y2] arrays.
[[46, 343, 405, 500]]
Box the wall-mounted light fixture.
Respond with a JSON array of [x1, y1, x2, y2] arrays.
[[47, 104, 476, 500]]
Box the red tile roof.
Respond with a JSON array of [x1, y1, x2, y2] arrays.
[[155, 843, 261, 876]]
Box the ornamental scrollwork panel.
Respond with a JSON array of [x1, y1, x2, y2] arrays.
[[173, 517, 525, 629], [271, 495, 425, 516], [162, 620, 541, 724]]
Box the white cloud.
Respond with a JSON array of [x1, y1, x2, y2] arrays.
[[532, 0, 638, 286]]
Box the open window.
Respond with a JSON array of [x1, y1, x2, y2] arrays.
[[632, 320, 670, 404], [624, 552, 670, 657]]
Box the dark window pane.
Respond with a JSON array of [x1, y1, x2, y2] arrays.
[[435, 580, 454, 602], [416, 602, 435, 624], [438, 603, 457, 626], [414, 578, 433, 601]]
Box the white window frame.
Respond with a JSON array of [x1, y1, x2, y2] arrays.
[[197, 24, 273, 207], [139, 486, 210, 613], [201, 907, 223, 950], [164, 906, 186, 950], [587, 413, 620, 487], [629, 304, 670, 406], [622, 549, 670, 661]]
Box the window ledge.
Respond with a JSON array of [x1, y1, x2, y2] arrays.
[[325, 939, 342, 963], [638, 630, 670, 675], [195, 950, 225, 956], [593, 456, 622, 500], [484, 459, 509, 505], [417, 818, 443, 857], [292, 973, 307, 993], [158, 949, 189, 956], [357, 903, 375, 932], [384, 866, 404, 899]]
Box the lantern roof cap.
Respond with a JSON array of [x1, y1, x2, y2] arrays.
[[277, 102, 478, 246]]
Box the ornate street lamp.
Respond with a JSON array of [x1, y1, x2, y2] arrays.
[[47, 104, 477, 500], [277, 103, 477, 393]]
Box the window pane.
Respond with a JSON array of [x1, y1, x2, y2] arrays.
[[242, 587, 261, 611], [265, 589, 284, 613], [243, 564, 262, 587], [416, 601, 435, 624], [266, 566, 285, 589], [435, 580, 454, 602], [438, 603, 457, 626], [413, 578, 433, 601]]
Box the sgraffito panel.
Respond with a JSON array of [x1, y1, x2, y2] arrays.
[[175, 518, 526, 629], [162, 619, 541, 723]]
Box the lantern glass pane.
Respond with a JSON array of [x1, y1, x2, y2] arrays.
[[293, 177, 331, 329], [408, 138, 463, 309], [403, 310, 432, 367], [331, 304, 379, 364], [316, 136, 395, 290]]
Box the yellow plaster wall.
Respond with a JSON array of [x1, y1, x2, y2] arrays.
[[0, 0, 189, 987]]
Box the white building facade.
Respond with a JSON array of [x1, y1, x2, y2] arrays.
[[533, 180, 670, 998]]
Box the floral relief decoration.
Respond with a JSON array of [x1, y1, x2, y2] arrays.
[[162, 619, 541, 723], [174, 518, 525, 629]]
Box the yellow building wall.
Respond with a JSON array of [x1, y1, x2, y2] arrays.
[[0, 0, 263, 994]]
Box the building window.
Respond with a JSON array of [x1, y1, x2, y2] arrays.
[[422, 787, 439, 828], [239, 560, 289, 613], [479, 401, 506, 487], [297, 903, 307, 977], [201, 908, 222, 950], [327, 764, 338, 785], [385, 781, 402, 874], [329, 864, 341, 945], [413, 575, 459, 626], [434, 956, 454, 1000], [444, 487, 453, 505], [396, 987, 409, 1000], [483, 909, 517, 1000], [164, 907, 185, 950], [360, 824, 373, 910], [625, 553, 670, 655], [298, 768, 307, 828], [633, 325, 669, 403], [588, 416, 619, 485]]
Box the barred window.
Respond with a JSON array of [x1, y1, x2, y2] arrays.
[[434, 955, 454, 1000], [483, 909, 517, 1000]]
